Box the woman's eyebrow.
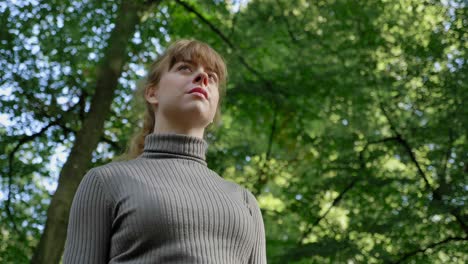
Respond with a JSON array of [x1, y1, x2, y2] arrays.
[[180, 59, 216, 73]]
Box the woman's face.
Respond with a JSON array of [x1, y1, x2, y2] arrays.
[[148, 59, 220, 130]]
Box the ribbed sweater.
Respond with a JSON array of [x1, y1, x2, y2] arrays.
[[63, 133, 266, 263]]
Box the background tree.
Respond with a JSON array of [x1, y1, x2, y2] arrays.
[[0, 0, 466, 263]]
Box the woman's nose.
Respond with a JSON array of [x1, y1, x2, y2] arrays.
[[193, 71, 208, 86]]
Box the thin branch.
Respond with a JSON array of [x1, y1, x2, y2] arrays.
[[5, 120, 58, 235], [389, 236, 467, 264], [298, 136, 399, 243], [53, 119, 122, 152], [253, 102, 279, 195], [299, 177, 359, 243], [3, 102, 120, 236], [380, 103, 467, 235], [380, 103, 433, 189], [266, 103, 278, 160], [28, 95, 123, 153]]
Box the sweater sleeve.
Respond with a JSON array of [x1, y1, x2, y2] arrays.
[[245, 190, 267, 264], [63, 168, 112, 263]]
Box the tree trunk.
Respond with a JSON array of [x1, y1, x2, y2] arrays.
[[31, 1, 149, 263]]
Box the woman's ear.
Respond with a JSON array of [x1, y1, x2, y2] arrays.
[[145, 85, 159, 105]]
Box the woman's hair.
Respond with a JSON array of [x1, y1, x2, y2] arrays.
[[121, 39, 227, 160]]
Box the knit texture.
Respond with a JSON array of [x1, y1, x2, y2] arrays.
[[63, 133, 266, 263]]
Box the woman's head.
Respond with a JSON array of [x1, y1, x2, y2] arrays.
[[125, 39, 227, 159]]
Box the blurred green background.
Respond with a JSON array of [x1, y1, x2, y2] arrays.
[[0, 0, 467, 263]]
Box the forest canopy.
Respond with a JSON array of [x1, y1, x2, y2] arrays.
[[0, 0, 467, 263]]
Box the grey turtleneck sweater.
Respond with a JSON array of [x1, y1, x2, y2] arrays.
[[63, 133, 266, 263]]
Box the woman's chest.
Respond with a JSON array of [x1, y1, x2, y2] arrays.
[[110, 177, 256, 246]]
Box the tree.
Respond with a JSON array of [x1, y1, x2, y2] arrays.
[[1, 0, 466, 263]]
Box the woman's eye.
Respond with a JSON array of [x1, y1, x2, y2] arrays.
[[178, 64, 191, 71], [208, 73, 218, 82]]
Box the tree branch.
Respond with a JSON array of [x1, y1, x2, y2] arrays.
[[380, 103, 467, 235], [389, 236, 467, 264], [5, 120, 58, 236], [380, 103, 433, 189], [298, 136, 399, 243], [27, 95, 123, 153], [299, 177, 359, 243], [253, 102, 279, 195]]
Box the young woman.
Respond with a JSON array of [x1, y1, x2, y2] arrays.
[[63, 39, 267, 263]]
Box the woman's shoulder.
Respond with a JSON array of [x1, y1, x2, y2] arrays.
[[217, 178, 259, 205], [87, 158, 144, 181]]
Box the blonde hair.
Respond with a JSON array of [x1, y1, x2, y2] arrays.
[[120, 39, 227, 160]]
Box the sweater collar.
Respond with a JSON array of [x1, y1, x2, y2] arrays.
[[140, 133, 208, 165]]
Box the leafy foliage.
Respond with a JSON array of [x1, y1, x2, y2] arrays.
[[1, 0, 466, 263]]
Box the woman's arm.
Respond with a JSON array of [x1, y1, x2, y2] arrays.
[[63, 168, 112, 263], [245, 190, 267, 264]]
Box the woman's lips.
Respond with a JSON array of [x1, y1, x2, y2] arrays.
[[188, 87, 208, 99]]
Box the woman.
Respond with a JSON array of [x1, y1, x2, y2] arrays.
[[63, 39, 267, 263]]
